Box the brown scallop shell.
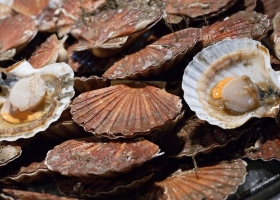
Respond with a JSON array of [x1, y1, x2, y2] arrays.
[[71, 6, 162, 57], [11, 0, 49, 16], [103, 28, 201, 79], [244, 0, 257, 11], [255, 0, 280, 20], [28, 34, 67, 69], [71, 82, 182, 138], [0, 142, 21, 167], [243, 120, 280, 161], [141, 158, 247, 200], [164, 0, 237, 23], [45, 137, 162, 177], [0, 14, 37, 60], [1, 188, 77, 200], [74, 75, 110, 94], [202, 11, 270, 47]]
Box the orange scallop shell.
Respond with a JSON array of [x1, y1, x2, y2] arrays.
[[71, 82, 182, 138], [103, 28, 201, 79], [202, 11, 269, 47], [12, 0, 49, 16], [28, 34, 67, 69], [142, 158, 247, 200], [0, 14, 37, 58], [45, 137, 162, 177]]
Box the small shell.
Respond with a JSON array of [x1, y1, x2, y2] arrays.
[[11, 0, 49, 16], [0, 60, 74, 141], [0, 141, 21, 167], [45, 137, 162, 177], [182, 38, 280, 129], [141, 158, 247, 200], [0, 14, 37, 61], [71, 82, 182, 138], [103, 28, 201, 79], [28, 34, 68, 69]]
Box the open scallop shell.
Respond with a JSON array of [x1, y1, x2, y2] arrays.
[[45, 137, 162, 177], [71, 81, 182, 138], [0, 60, 74, 141], [182, 38, 280, 129], [141, 158, 247, 200]]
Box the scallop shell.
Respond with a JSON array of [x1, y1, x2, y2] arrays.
[[141, 158, 247, 200], [0, 14, 37, 61], [74, 75, 110, 94], [0, 141, 21, 167], [0, 60, 74, 141], [182, 38, 280, 129], [11, 0, 49, 16], [71, 82, 182, 138], [202, 11, 269, 47], [45, 137, 162, 177], [103, 28, 201, 79], [28, 34, 68, 69], [0, 3, 14, 20]]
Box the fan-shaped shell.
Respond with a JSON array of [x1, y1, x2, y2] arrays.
[[28, 34, 68, 69], [0, 142, 21, 167], [182, 38, 280, 129], [71, 82, 182, 138], [45, 137, 162, 177], [12, 0, 49, 16], [141, 159, 247, 200], [103, 28, 201, 79], [0, 14, 37, 60], [202, 11, 269, 47], [0, 60, 74, 141]]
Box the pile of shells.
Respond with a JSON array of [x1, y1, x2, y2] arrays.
[[0, 0, 280, 199]]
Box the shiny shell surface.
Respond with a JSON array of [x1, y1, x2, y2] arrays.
[[103, 28, 201, 79], [0, 141, 21, 167], [0, 60, 74, 141], [182, 38, 280, 129], [45, 137, 162, 176], [71, 82, 182, 138]]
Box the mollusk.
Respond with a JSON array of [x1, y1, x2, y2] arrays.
[[0, 60, 74, 141], [182, 38, 280, 129]]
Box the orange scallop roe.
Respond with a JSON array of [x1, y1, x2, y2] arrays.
[[1, 111, 44, 124], [211, 77, 235, 99]]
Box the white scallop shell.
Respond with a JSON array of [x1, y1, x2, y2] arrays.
[[182, 38, 280, 129]]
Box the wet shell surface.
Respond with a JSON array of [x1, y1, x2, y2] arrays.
[[71, 82, 182, 138], [141, 158, 247, 200], [0, 60, 74, 141], [182, 38, 280, 129], [45, 137, 162, 177], [0, 141, 21, 167], [103, 28, 201, 79]]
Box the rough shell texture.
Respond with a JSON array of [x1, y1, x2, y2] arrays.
[[141, 159, 247, 200], [1, 188, 77, 200], [202, 11, 269, 47], [103, 28, 201, 79], [12, 0, 49, 16], [71, 82, 182, 138], [165, 0, 237, 19], [28, 34, 67, 69], [0, 14, 37, 60], [71, 6, 162, 50], [0, 61, 74, 141], [0, 142, 21, 167], [45, 137, 162, 177], [182, 38, 280, 129]]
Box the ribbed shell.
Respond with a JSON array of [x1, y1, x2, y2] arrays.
[[182, 38, 280, 129], [202, 11, 269, 47], [0, 142, 21, 167], [12, 0, 49, 16], [71, 6, 162, 51], [165, 0, 237, 19], [28, 34, 67, 69], [0, 61, 74, 141], [45, 137, 162, 176], [71, 82, 182, 138], [103, 28, 201, 79], [142, 159, 247, 200], [0, 14, 37, 58]]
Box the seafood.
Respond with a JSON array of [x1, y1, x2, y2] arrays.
[[182, 38, 280, 129]]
